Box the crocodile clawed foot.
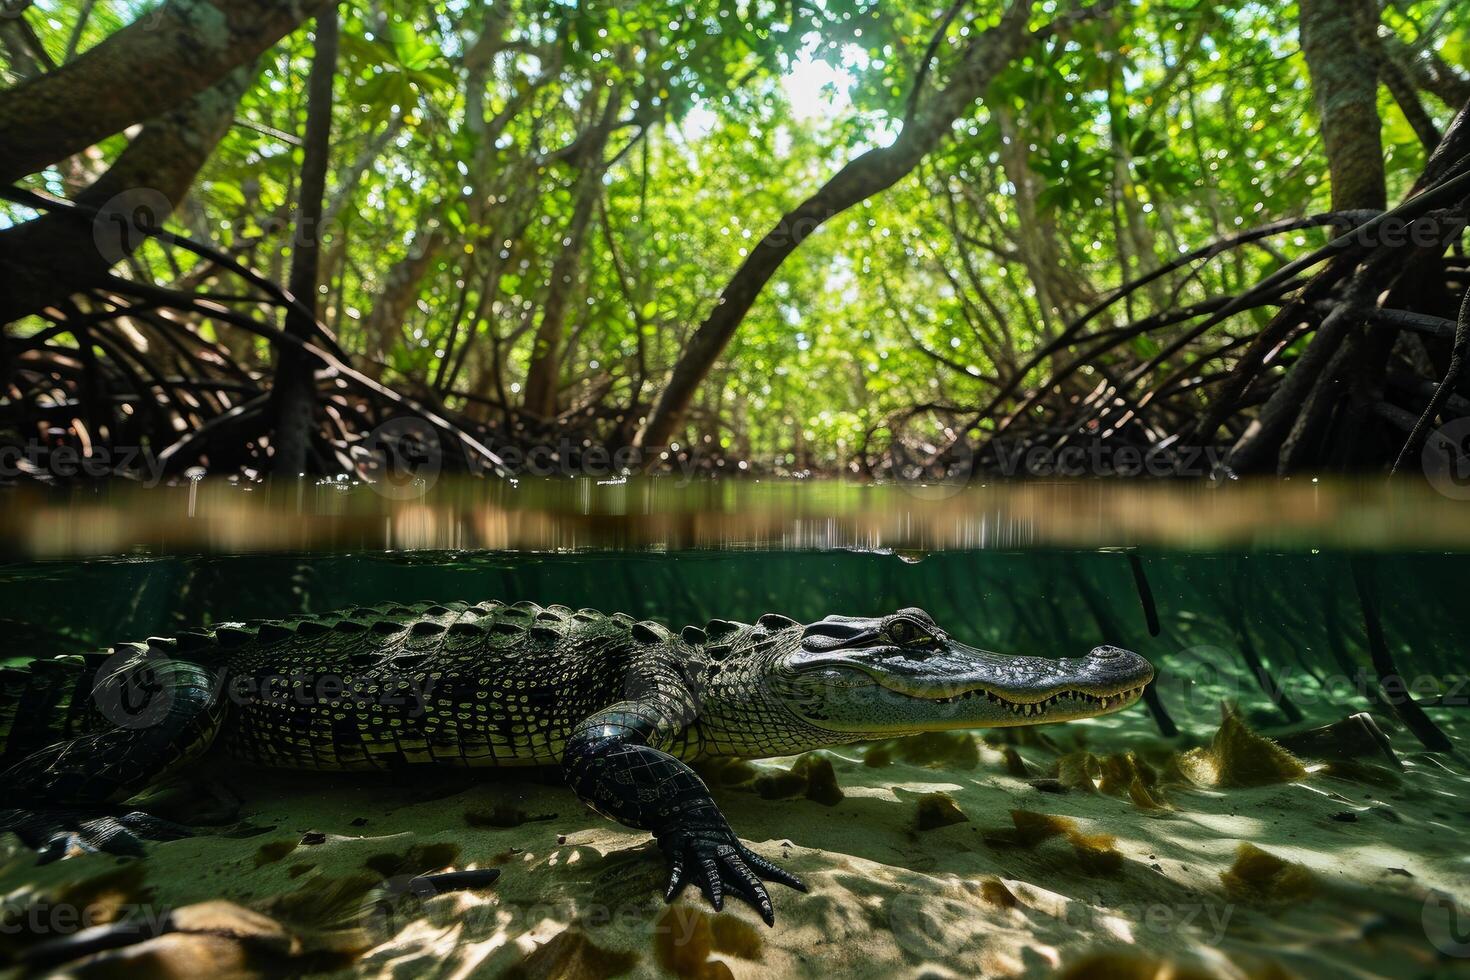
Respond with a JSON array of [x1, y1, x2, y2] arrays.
[[657, 812, 806, 926], [0, 807, 192, 863]]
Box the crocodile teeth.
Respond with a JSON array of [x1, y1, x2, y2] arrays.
[[931, 684, 1146, 713]]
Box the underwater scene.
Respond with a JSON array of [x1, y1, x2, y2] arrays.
[[6, 0, 1470, 977], [0, 484, 1465, 979]]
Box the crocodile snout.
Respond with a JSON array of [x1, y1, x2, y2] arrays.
[[1085, 645, 1154, 689]]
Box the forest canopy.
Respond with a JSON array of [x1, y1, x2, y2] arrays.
[[1, 0, 1468, 481]]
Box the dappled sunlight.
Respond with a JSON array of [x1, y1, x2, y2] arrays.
[[0, 673, 1464, 976]]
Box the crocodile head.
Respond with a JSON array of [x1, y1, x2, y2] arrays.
[[768, 608, 1153, 734]]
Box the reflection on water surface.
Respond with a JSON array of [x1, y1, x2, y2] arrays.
[[2, 478, 1467, 556]]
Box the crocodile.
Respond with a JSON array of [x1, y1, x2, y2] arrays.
[[0, 601, 1153, 925]]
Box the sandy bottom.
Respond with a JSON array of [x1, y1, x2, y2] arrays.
[[1, 705, 1468, 979]]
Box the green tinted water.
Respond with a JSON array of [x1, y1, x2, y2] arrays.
[[1, 483, 1467, 977], [3, 548, 1463, 736]]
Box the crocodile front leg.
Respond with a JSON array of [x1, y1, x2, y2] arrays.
[[561, 649, 805, 925]]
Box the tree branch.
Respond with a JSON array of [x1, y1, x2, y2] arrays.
[[0, 0, 324, 183]]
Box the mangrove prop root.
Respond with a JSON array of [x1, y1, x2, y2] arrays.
[[1349, 557, 1454, 753]]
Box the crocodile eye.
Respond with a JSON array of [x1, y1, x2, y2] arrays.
[[887, 619, 934, 648]]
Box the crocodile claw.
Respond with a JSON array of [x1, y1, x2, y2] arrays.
[[0, 807, 192, 863], [657, 814, 805, 926]]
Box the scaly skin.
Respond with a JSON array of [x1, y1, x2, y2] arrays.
[[0, 602, 1153, 924]]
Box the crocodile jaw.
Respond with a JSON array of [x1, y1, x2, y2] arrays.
[[891, 678, 1150, 726], [776, 642, 1155, 734]]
